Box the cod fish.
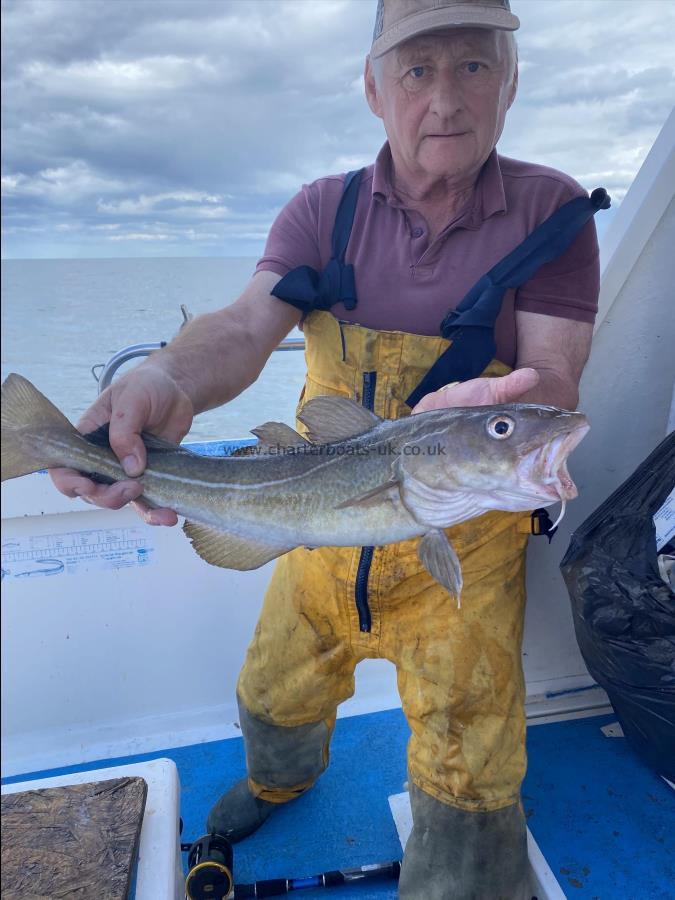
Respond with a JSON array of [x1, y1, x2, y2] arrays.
[[1, 373, 589, 600]]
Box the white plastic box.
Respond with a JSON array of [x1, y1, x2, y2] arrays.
[[1, 757, 183, 900]]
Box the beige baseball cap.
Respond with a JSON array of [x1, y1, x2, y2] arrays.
[[371, 0, 520, 59]]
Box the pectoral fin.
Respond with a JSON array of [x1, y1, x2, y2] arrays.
[[336, 480, 401, 510], [183, 521, 293, 570], [418, 530, 463, 605]]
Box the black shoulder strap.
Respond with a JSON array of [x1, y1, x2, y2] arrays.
[[332, 169, 363, 264], [271, 169, 364, 313], [406, 188, 610, 407]]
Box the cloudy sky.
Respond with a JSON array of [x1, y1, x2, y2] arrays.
[[2, 0, 674, 259]]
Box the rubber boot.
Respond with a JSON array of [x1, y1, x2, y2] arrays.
[[398, 782, 530, 900], [206, 698, 330, 842]]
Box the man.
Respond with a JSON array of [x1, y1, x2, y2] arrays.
[[53, 1, 602, 897]]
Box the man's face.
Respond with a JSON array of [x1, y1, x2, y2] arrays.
[[365, 29, 517, 187]]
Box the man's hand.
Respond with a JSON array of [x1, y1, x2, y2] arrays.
[[50, 366, 194, 526], [411, 368, 540, 413], [50, 270, 297, 527]]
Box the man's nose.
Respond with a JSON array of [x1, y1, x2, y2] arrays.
[[428, 73, 464, 118]]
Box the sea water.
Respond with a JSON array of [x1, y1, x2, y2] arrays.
[[1, 257, 306, 441]]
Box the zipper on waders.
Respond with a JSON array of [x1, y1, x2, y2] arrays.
[[355, 371, 377, 632]]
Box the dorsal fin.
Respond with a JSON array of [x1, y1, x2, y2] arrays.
[[82, 423, 112, 448], [141, 431, 191, 452], [251, 421, 309, 450], [297, 396, 382, 444], [82, 424, 193, 455]]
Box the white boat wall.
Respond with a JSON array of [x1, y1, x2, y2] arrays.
[[522, 106, 675, 713], [2, 110, 674, 781]]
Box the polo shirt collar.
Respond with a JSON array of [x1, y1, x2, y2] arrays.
[[372, 142, 397, 203], [371, 142, 507, 227], [476, 149, 507, 222]]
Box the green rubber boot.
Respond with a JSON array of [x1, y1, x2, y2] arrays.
[[206, 698, 331, 842], [398, 782, 530, 900], [206, 776, 277, 842]]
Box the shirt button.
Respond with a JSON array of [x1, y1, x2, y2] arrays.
[[411, 227, 424, 238]]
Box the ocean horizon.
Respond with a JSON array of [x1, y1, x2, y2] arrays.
[[1, 256, 306, 442]]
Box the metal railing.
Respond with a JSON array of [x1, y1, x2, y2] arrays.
[[93, 306, 305, 395]]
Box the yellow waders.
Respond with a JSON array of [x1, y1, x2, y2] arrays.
[[238, 310, 531, 814]]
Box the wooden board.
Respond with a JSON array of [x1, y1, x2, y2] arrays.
[[1, 776, 148, 900]]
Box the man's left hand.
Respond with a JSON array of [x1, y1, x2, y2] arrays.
[[412, 367, 540, 413]]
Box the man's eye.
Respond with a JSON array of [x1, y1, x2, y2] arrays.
[[466, 62, 483, 74], [409, 66, 426, 78]]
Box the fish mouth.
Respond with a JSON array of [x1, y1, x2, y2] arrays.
[[519, 423, 590, 502]]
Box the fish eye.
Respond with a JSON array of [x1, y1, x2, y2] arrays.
[[487, 415, 515, 440]]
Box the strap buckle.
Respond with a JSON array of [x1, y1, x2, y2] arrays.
[[530, 508, 558, 542], [439, 308, 461, 339]]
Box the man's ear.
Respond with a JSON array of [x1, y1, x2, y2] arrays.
[[507, 62, 518, 110], [364, 56, 383, 118]]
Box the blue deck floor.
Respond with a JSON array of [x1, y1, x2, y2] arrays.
[[3, 709, 674, 899]]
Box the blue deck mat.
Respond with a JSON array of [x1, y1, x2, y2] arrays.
[[523, 713, 674, 899], [3, 708, 674, 898]]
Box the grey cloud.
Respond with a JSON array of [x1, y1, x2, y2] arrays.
[[2, 0, 673, 258], [522, 65, 675, 110]]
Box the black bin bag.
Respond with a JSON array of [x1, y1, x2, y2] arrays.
[[560, 431, 675, 782]]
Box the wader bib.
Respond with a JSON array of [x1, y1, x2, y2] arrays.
[[238, 314, 530, 809], [233, 171, 608, 897]]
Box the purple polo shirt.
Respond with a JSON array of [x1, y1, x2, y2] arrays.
[[256, 143, 600, 368]]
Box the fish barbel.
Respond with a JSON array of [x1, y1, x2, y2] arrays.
[[0, 373, 589, 599]]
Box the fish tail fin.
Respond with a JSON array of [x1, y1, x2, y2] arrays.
[[1, 374, 76, 481]]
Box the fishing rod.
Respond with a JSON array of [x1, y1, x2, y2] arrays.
[[232, 860, 401, 898], [183, 832, 401, 900]]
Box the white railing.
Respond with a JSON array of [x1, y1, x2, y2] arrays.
[[93, 304, 305, 394]]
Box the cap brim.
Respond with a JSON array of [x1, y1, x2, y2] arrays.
[[371, 4, 520, 59]]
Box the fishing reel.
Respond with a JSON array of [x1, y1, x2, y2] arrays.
[[183, 826, 401, 899], [185, 832, 234, 900]]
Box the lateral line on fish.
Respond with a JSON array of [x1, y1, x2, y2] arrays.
[[142, 447, 386, 491], [43, 430, 385, 493], [51, 438, 390, 496], [42, 434, 125, 471], [141, 434, 400, 492]]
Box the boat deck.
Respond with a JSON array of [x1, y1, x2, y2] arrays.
[[2, 709, 673, 899]]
